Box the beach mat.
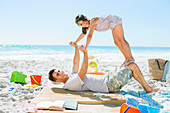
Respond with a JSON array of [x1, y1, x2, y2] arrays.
[[31, 85, 125, 105], [31, 85, 124, 113]]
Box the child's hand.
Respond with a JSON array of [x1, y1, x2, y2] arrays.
[[79, 45, 87, 53], [69, 41, 78, 47]]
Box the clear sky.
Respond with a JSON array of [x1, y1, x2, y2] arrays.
[[0, 0, 170, 47]]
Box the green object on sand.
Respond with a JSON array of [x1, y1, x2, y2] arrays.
[[10, 71, 27, 84]]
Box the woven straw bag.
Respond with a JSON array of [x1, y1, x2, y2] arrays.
[[148, 58, 168, 80]]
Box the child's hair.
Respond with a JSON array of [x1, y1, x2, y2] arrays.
[[82, 27, 88, 34], [75, 14, 89, 34], [75, 14, 87, 25]]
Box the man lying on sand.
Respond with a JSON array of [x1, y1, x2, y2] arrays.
[[48, 42, 158, 93]]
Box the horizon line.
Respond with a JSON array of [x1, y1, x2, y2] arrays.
[[0, 44, 170, 48]]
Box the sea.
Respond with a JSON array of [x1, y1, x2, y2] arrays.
[[0, 45, 170, 62]]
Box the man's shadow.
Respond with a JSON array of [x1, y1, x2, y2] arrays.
[[51, 87, 125, 107]]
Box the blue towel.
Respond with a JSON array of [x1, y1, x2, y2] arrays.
[[121, 90, 163, 109]]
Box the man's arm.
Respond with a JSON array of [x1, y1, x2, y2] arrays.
[[75, 33, 86, 44], [78, 45, 88, 80], [69, 41, 80, 73]]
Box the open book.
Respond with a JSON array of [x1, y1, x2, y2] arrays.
[[37, 100, 65, 111], [63, 99, 78, 110], [37, 99, 78, 111]]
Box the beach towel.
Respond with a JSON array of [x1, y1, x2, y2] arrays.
[[121, 90, 163, 109]]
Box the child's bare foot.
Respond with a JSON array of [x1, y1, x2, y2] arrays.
[[124, 60, 135, 66], [69, 41, 78, 47], [121, 58, 135, 66]]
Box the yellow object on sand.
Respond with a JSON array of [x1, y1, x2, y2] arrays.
[[27, 84, 39, 88]]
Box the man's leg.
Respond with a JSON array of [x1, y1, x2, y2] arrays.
[[128, 63, 158, 93]]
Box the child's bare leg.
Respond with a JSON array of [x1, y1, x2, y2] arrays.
[[128, 63, 158, 93], [112, 24, 134, 66]]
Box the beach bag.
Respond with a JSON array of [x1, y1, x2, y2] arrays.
[[148, 58, 168, 80]]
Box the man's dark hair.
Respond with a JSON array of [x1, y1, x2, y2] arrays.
[[48, 69, 57, 82]]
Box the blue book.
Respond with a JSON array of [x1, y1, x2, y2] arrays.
[[63, 99, 78, 110]]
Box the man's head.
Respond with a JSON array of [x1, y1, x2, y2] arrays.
[[48, 69, 69, 83]]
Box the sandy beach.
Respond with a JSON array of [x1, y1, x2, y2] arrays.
[[0, 56, 169, 113], [0, 0, 170, 112]]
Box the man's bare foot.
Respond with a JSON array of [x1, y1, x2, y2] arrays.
[[79, 45, 87, 53], [145, 86, 159, 93]]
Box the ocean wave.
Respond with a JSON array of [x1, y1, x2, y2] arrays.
[[0, 52, 169, 63], [0, 45, 169, 62]]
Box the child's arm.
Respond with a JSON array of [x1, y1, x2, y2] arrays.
[[85, 27, 95, 49], [85, 17, 99, 49], [75, 33, 86, 44]]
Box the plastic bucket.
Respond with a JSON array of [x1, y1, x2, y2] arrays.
[[120, 103, 141, 113], [10, 71, 27, 84], [30, 75, 42, 85]]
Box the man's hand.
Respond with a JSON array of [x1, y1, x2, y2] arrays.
[[69, 41, 78, 47], [79, 45, 87, 53]]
